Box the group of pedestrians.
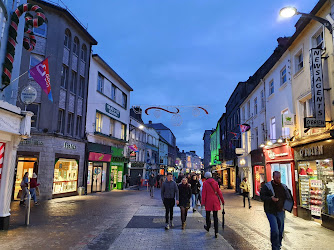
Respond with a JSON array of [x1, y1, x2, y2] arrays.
[[19, 172, 40, 206], [160, 170, 293, 248]]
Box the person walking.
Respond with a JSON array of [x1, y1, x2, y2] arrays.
[[156, 174, 161, 188], [176, 172, 184, 184], [198, 174, 203, 206], [190, 175, 201, 212], [161, 173, 179, 230], [240, 177, 252, 209], [19, 172, 29, 206], [202, 172, 224, 238], [149, 173, 156, 198], [30, 173, 40, 205], [178, 177, 191, 229], [136, 174, 142, 190], [260, 171, 293, 250]]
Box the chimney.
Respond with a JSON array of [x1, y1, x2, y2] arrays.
[[149, 120, 152, 124], [277, 37, 289, 47], [130, 106, 143, 123]]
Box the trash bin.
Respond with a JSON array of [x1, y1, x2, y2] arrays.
[[78, 187, 85, 196]]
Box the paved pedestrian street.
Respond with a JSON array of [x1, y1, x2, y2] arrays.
[[0, 188, 333, 250]]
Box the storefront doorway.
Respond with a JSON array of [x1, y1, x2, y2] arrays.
[[87, 162, 107, 193], [13, 157, 38, 200]]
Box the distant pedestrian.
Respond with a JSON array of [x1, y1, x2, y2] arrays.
[[189, 175, 201, 212], [260, 171, 293, 250], [149, 173, 156, 198], [161, 173, 179, 230], [30, 173, 40, 205], [217, 178, 222, 188], [136, 174, 142, 190], [176, 172, 184, 184], [240, 177, 251, 209], [126, 174, 130, 188], [19, 172, 29, 206], [178, 177, 191, 229], [123, 174, 127, 189], [202, 172, 224, 238], [198, 174, 203, 205], [156, 174, 161, 188]]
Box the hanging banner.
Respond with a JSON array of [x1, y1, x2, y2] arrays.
[[305, 49, 325, 128], [239, 124, 251, 133], [29, 58, 53, 102], [128, 144, 139, 152]]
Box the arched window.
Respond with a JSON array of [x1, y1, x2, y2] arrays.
[[64, 29, 71, 49], [81, 44, 87, 62], [73, 37, 79, 56]]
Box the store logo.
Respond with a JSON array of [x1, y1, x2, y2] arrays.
[[299, 145, 323, 157], [268, 150, 288, 160], [64, 142, 76, 149]]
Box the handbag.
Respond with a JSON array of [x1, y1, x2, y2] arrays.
[[208, 181, 222, 205]]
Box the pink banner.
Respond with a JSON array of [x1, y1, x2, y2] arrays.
[[88, 152, 111, 162]]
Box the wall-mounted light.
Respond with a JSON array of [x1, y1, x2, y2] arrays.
[[260, 144, 265, 148], [139, 125, 145, 130], [277, 138, 283, 143], [267, 141, 273, 146]]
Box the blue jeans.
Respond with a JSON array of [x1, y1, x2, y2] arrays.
[[30, 188, 37, 203], [192, 194, 199, 208], [266, 211, 285, 250]]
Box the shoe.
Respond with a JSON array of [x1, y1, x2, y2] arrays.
[[193, 208, 196, 212], [204, 225, 209, 232], [165, 223, 170, 230], [215, 233, 218, 238], [182, 222, 186, 230], [170, 221, 174, 227], [35, 202, 40, 205], [249, 206, 252, 209]]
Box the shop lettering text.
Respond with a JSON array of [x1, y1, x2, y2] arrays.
[[299, 145, 323, 157], [268, 150, 288, 160], [19, 139, 43, 146], [105, 103, 120, 118], [64, 142, 76, 149]]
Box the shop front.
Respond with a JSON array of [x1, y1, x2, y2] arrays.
[[293, 140, 334, 230], [263, 144, 297, 215], [250, 148, 266, 200], [238, 155, 253, 197], [110, 147, 128, 190]]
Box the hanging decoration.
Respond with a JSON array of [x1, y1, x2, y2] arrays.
[[2, 3, 46, 86], [145, 106, 180, 115], [171, 114, 183, 127], [192, 107, 200, 117], [239, 123, 251, 133], [153, 109, 161, 118]]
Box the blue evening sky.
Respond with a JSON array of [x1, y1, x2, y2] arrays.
[[63, 0, 318, 157]]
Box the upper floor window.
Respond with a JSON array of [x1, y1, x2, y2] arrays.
[[67, 112, 74, 135], [79, 77, 85, 97], [270, 117, 276, 142], [254, 127, 259, 148], [26, 103, 39, 128], [269, 80, 274, 96], [70, 71, 77, 93], [261, 90, 265, 109], [97, 73, 104, 93], [254, 98, 258, 115], [121, 124, 126, 140], [64, 29, 71, 49], [280, 66, 287, 86], [61, 64, 69, 88], [122, 92, 127, 109], [109, 119, 114, 136], [81, 44, 87, 62], [295, 50, 303, 72], [57, 109, 65, 133], [247, 100, 251, 118], [76, 115, 82, 136], [111, 84, 116, 101], [312, 29, 324, 49], [29, 54, 44, 78], [73, 37, 79, 56], [33, 23, 47, 37], [241, 107, 245, 122], [95, 112, 102, 132], [302, 98, 314, 118]]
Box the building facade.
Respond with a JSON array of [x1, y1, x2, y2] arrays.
[[203, 129, 213, 171]]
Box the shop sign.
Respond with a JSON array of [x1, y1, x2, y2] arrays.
[[19, 139, 43, 146], [88, 152, 112, 162], [299, 145, 323, 157], [267, 150, 288, 160], [20, 85, 37, 105], [105, 103, 120, 118], [282, 113, 294, 127], [235, 148, 245, 155], [111, 147, 124, 157], [64, 142, 76, 149], [310, 179, 323, 189], [305, 49, 325, 128], [311, 205, 322, 216]]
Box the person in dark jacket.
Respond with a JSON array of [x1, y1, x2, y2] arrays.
[[161, 173, 179, 230], [148, 173, 156, 198], [176, 172, 184, 184], [260, 171, 293, 250], [178, 177, 192, 229], [189, 175, 201, 212], [136, 174, 142, 190], [156, 174, 161, 188]]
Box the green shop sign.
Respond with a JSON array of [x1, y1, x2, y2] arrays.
[[105, 103, 120, 118], [111, 147, 124, 157]]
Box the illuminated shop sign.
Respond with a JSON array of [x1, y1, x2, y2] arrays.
[[299, 145, 323, 157]]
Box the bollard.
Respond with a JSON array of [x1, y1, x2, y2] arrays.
[[25, 192, 31, 226]]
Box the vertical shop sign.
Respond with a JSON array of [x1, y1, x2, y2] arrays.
[[305, 49, 325, 128]]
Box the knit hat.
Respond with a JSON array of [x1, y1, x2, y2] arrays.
[[204, 172, 212, 179], [32, 173, 37, 178]]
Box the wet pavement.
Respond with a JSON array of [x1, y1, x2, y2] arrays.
[[0, 187, 333, 249]]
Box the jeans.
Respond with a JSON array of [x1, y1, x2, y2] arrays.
[[20, 187, 28, 202], [206, 211, 218, 234], [192, 193, 199, 208], [266, 211, 285, 250], [150, 186, 154, 197], [30, 188, 37, 203], [180, 206, 189, 223], [243, 192, 251, 207], [163, 198, 175, 223]]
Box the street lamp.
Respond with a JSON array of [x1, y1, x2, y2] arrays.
[[279, 6, 333, 34], [139, 125, 144, 130]]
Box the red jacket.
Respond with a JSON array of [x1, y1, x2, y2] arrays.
[[201, 178, 224, 211], [30, 178, 40, 189]]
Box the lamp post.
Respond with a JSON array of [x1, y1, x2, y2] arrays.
[[279, 6, 334, 34]]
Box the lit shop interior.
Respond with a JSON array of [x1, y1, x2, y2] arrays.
[[53, 158, 78, 195]]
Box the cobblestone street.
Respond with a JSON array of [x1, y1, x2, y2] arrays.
[[0, 188, 333, 250]]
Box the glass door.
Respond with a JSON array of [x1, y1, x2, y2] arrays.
[[92, 166, 102, 192]]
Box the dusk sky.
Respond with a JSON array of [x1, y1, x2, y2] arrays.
[[63, 0, 318, 157]]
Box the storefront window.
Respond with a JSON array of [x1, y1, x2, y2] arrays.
[[254, 165, 265, 196], [53, 159, 78, 195], [270, 163, 293, 192], [298, 159, 334, 217]]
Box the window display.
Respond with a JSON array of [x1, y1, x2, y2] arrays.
[[53, 158, 78, 194], [254, 165, 265, 196], [298, 159, 334, 217]]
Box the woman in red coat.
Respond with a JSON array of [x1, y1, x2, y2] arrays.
[[201, 172, 224, 238]]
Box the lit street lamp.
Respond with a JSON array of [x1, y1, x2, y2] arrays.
[[279, 6, 333, 34]]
